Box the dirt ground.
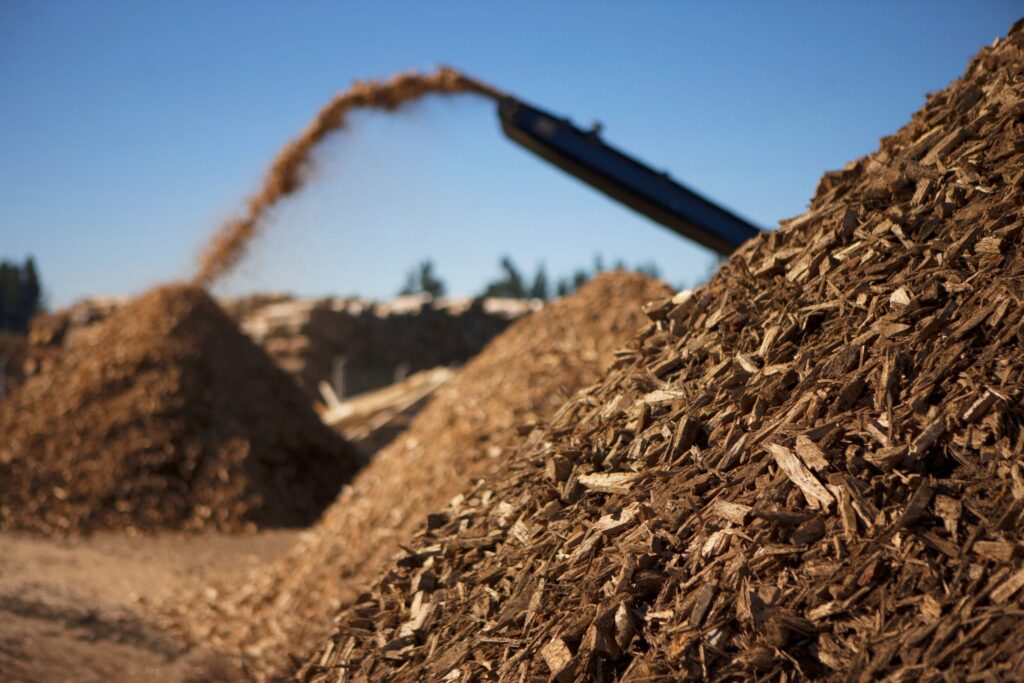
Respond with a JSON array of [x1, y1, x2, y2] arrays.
[[0, 530, 298, 682]]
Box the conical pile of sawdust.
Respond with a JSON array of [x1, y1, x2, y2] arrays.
[[0, 284, 363, 535]]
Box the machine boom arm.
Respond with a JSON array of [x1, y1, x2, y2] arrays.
[[498, 97, 761, 255]]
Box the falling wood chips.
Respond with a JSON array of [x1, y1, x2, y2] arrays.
[[296, 21, 1024, 682]]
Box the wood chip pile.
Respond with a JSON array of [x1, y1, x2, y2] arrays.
[[0, 297, 128, 393], [18, 293, 531, 404], [162, 272, 670, 678], [298, 24, 1024, 681], [0, 284, 363, 535]]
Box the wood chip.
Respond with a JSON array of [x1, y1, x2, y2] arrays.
[[766, 443, 834, 510], [577, 472, 641, 494], [540, 637, 576, 681]]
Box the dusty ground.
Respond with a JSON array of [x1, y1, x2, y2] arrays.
[[0, 530, 298, 682]]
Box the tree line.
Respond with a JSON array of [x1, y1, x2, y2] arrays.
[[0, 257, 43, 332], [399, 255, 662, 300]]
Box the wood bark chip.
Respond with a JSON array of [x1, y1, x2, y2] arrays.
[[794, 434, 830, 471], [990, 568, 1024, 604], [577, 472, 641, 494], [540, 637, 576, 681], [896, 477, 934, 528], [711, 499, 753, 526], [766, 443, 835, 510]]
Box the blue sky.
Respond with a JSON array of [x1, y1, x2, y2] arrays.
[[2, 2, 1020, 306]]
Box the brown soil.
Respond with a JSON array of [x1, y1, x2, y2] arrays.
[[193, 67, 502, 286], [300, 22, 1024, 682], [164, 272, 670, 677], [0, 284, 362, 535], [0, 529, 298, 683]]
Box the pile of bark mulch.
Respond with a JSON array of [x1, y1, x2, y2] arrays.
[[161, 272, 670, 678], [0, 284, 362, 535], [299, 22, 1024, 682]]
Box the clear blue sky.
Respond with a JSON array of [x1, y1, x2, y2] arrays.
[[2, 2, 1020, 307]]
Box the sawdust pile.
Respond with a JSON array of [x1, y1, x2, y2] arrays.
[[164, 272, 670, 676], [298, 23, 1024, 681], [0, 285, 363, 535], [193, 67, 502, 287]]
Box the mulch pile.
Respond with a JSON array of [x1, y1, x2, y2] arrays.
[[0, 284, 362, 535], [163, 272, 670, 677], [298, 23, 1024, 681]]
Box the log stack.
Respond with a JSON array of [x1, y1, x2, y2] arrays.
[[320, 365, 457, 456], [237, 294, 537, 402]]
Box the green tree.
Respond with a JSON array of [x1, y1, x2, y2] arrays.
[[529, 263, 550, 300], [571, 268, 589, 291], [398, 259, 446, 298], [634, 260, 661, 278], [0, 264, 14, 330], [482, 256, 527, 298], [0, 257, 44, 332], [20, 257, 41, 322]]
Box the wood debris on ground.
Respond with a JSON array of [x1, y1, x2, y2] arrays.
[[320, 365, 456, 456], [298, 22, 1024, 681]]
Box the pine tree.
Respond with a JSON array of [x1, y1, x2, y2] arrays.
[[0, 263, 16, 330], [398, 260, 446, 298], [482, 256, 527, 299], [19, 257, 41, 328], [634, 261, 661, 278], [571, 268, 589, 291], [0, 257, 44, 332], [529, 263, 549, 300]]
